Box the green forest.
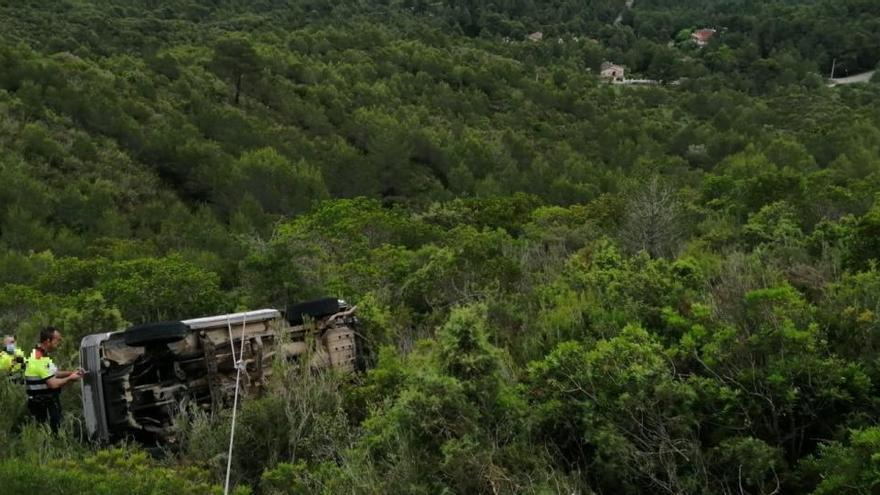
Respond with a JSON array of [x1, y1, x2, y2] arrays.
[[1, 0, 879, 492]]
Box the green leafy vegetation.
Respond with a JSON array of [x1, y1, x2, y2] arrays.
[[1, 0, 879, 493]]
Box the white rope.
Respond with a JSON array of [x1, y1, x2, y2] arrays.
[[223, 312, 249, 495]]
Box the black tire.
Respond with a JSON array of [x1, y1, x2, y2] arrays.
[[286, 297, 341, 325], [123, 321, 188, 347]]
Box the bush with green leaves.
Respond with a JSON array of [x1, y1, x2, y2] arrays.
[[179, 349, 354, 490], [0, 0, 879, 492], [0, 449, 246, 495], [803, 427, 880, 495]]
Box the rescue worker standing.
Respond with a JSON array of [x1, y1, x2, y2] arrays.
[[1, 335, 26, 379], [24, 327, 83, 433]]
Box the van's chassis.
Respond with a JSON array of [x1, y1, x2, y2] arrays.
[[80, 307, 361, 443]]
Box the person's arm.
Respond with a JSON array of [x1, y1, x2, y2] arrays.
[[57, 367, 85, 379], [46, 369, 83, 389]]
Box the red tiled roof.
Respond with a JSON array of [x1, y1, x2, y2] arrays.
[[692, 29, 715, 43]]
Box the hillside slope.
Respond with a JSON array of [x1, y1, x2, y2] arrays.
[[0, 1, 879, 493]]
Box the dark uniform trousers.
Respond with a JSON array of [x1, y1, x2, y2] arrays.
[[27, 395, 62, 433]]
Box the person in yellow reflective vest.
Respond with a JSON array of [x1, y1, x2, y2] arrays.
[[24, 327, 83, 433], [1, 335, 26, 378]]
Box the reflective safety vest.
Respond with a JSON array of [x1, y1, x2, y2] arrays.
[[24, 347, 59, 399], [0, 348, 25, 375]]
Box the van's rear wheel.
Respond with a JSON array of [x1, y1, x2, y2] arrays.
[[123, 321, 188, 347]]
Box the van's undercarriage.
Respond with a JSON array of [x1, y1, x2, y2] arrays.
[[81, 303, 360, 443]]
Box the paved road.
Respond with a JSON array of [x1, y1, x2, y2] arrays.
[[828, 70, 875, 86]]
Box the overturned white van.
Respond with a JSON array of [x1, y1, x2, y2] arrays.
[[80, 298, 360, 443]]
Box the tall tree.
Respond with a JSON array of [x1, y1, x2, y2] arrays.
[[210, 35, 262, 106]]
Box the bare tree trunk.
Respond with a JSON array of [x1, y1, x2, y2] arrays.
[[234, 73, 242, 106]]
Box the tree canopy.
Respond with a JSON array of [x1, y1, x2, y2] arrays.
[[1, 0, 879, 493]]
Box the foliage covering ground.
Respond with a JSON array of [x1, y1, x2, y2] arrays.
[[1, 0, 880, 493]]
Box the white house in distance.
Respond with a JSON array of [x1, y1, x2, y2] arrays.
[[527, 31, 543, 42], [600, 62, 625, 82]]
